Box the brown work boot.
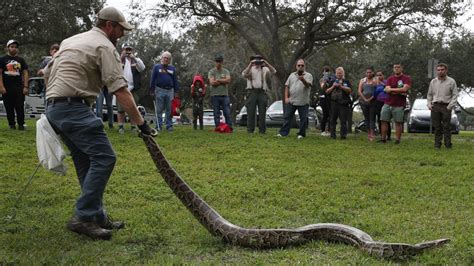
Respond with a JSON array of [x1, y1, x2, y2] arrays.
[[66, 216, 112, 240], [98, 215, 125, 230]]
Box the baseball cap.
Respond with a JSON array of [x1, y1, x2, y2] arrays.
[[6, 40, 19, 47], [250, 54, 263, 61], [122, 43, 132, 49], [97, 6, 133, 31], [214, 54, 224, 61]]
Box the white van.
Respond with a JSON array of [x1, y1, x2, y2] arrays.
[[25, 77, 46, 118]]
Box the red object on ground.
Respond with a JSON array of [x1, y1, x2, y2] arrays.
[[214, 122, 232, 133]]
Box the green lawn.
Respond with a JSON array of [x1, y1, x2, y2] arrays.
[[0, 119, 473, 264]]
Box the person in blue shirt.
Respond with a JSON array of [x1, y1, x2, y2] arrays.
[[373, 71, 391, 141], [149, 51, 179, 131]]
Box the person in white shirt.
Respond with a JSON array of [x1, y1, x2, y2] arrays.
[[241, 55, 276, 134], [117, 44, 145, 133]]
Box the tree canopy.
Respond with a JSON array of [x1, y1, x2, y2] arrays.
[[153, 0, 468, 86], [0, 0, 104, 46], [0, 0, 104, 71]]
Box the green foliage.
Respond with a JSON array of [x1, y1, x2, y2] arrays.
[[441, 32, 474, 89], [0, 0, 105, 74], [153, 0, 468, 85], [119, 26, 182, 110], [0, 120, 473, 264]]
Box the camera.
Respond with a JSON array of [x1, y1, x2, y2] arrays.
[[297, 70, 304, 76], [254, 59, 263, 65]]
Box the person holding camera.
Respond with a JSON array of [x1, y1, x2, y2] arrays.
[[326, 66, 353, 140], [277, 59, 313, 139], [241, 55, 276, 134], [319, 66, 335, 136], [117, 43, 145, 133]]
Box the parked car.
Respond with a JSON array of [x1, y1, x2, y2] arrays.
[[265, 100, 318, 128], [0, 99, 6, 116], [203, 109, 224, 126], [24, 77, 46, 118], [407, 98, 460, 134], [236, 106, 260, 127]]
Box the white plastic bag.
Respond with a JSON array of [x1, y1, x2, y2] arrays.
[[36, 114, 67, 175]]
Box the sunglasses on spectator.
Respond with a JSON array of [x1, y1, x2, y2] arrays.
[[297, 64, 304, 67]]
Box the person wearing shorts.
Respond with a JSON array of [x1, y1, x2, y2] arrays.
[[380, 63, 411, 144]]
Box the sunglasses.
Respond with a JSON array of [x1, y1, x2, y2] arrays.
[[297, 64, 304, 67], [215, 60, 223, 63]]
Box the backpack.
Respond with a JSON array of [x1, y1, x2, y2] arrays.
[[214, 122, 232, 133]]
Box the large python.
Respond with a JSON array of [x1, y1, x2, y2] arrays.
[[140, 134, 449, 259]]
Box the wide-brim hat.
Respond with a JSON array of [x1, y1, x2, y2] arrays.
[[98, 6, 133, 31], [214, 54, 224, 61]]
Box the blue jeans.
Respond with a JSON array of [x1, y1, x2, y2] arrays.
[[154, 87, 173, 130], [46, 101, 116, 223], [211, 95, 233, 128], [279, 103, 309, 137], [96, 88, 114, 126]]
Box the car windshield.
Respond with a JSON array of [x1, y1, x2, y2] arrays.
[[412, 100, 428, 110], [268, 101, 283, 111], [203, 111, 214, 116]]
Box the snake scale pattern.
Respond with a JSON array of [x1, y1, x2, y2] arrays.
[[140, 134, 449, 259]]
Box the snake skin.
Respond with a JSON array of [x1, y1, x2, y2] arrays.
[[140, 134, 449, 259]]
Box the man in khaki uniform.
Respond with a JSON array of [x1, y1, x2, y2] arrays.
[[45, 6, 156, 240], [427, 63, 458, 149]]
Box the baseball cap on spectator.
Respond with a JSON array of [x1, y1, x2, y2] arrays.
[[214, 54, 224, 62], [250, 54, 263, 61], [122, 43, 132, 49], [6, 40, 19, 47], [50, 43, 60, 51], [97, 6, 133, 31]]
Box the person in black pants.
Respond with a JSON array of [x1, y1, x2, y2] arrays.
[[318, 66, 334, 136], [191, 74, 206, 130], [0, 40, 29, 130], [326, 67, 352, 139]]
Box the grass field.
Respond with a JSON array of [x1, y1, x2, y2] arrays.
[[0, 119, 473, 264]]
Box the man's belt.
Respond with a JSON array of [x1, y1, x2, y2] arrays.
[[47, 97, 90, 106], [157, 86, 174, 90]]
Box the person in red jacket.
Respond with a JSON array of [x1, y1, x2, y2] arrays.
[[191, 74, 206, 129]]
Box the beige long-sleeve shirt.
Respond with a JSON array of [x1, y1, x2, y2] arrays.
[[427, 76, 458, 110], [242, 65, 276, 91], [45, 27, 127, 103]]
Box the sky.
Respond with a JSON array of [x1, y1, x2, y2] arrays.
[[106, 0, 474, 107]]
